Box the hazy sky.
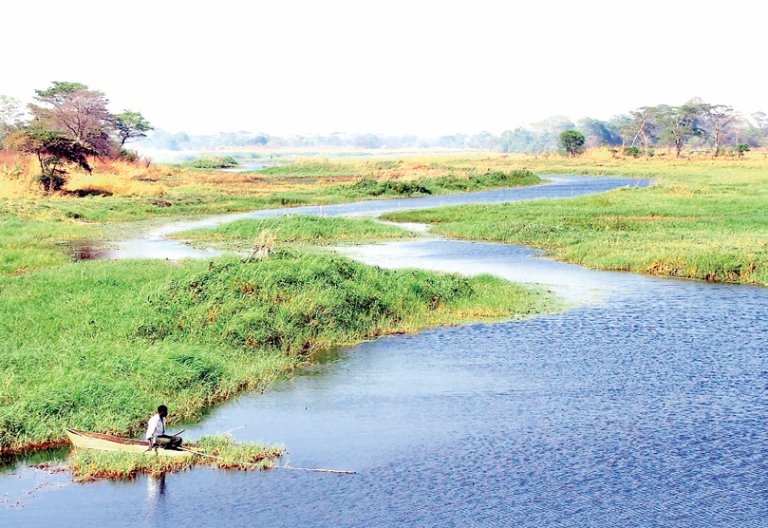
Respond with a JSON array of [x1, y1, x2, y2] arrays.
[[2, 1, 766, 136]]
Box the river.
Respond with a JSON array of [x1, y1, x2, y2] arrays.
[[4, 176, 767, 527]]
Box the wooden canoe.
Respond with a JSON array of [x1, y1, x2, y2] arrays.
[[65, 429, 192, 458]]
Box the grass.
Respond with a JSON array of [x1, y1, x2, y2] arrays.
[[173, 214, 416, 251], [0, 251, 555, 454], [68, 434, 284, 482], [383, 150, 768, 285], [172, 156, 241, 170]]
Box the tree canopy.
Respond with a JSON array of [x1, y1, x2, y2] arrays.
[[559, 130, 585, 156]]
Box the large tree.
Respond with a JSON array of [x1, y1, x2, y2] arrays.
[[559, 129, 585, 156], [29, 81, 115, 155], [0, 95, 24, 142], [656, 104, 702, 157], [623, 107, 658, 149], [700, 103, 739, 157]]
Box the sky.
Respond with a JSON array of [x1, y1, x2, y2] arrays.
[[2, 0, 766, 136]]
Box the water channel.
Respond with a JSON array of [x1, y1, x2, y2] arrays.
[[4, 176, 768, 527]]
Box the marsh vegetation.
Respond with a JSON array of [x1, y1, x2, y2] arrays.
[[383, 152, 768, 284]]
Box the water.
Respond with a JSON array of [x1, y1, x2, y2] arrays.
[[5, 176, 767, 526], [217, 162, 276, 173]]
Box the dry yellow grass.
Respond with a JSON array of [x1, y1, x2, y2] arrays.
[[2, 147, 766, 201]]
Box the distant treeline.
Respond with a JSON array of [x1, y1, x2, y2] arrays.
[[137, 98, 767, 156]]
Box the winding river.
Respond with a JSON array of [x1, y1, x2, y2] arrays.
[[4, 176, 768, 527]]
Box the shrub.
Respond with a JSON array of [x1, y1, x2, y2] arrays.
[[623, 146, 641, 158]]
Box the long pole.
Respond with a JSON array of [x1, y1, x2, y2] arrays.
[[178, 447, 355, 474]]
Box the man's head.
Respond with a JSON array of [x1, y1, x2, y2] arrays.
[[158, 404, 168, 418]]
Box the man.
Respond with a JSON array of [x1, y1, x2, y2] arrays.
[[145, 405, 182, 450]]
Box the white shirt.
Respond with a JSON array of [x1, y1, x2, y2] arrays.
[[145, 413, 166, 443]]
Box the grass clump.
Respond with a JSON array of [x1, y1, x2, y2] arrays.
[[0, 253, 554, 454], [68, 435, 284, 482], [174, 214, 416, 250], [178, 156, 241, 170]]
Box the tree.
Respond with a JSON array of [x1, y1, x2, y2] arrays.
[[577, 117, 621, 147], [700, 103, 739, 157], [0, 95, 25, 143], [29, 82, 115, 155], [114, 110, 152, 146], [656, 104, 702, 157], [736, 143, 750, 158], [559, 130, 585, 156], [5, 128, 97, 191], [498, 130, 514, 153], [753, 111, 768, 132], [623, 107, 658, 149]]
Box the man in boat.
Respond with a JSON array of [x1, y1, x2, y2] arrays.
[[145, 405, 182, 450]]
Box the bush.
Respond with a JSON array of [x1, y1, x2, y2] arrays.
[[623, 146, 641, 158], [37, 172, 67, 192], [736, 144, 751, 158]]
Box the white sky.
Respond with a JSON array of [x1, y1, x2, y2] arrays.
[[2, 0, 766, 136]]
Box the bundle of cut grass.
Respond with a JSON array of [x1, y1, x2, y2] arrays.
[[68, 435, 284, 482]]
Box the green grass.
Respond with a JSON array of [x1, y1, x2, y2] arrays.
[[0, 252, 555, 454], [383, 164, 768, 284], [172, 156, 241, 170], [173, 214, 416, 250], [68, 434, 284, 482]]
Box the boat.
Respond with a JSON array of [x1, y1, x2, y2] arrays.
[[65, 429, 192, 458]]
